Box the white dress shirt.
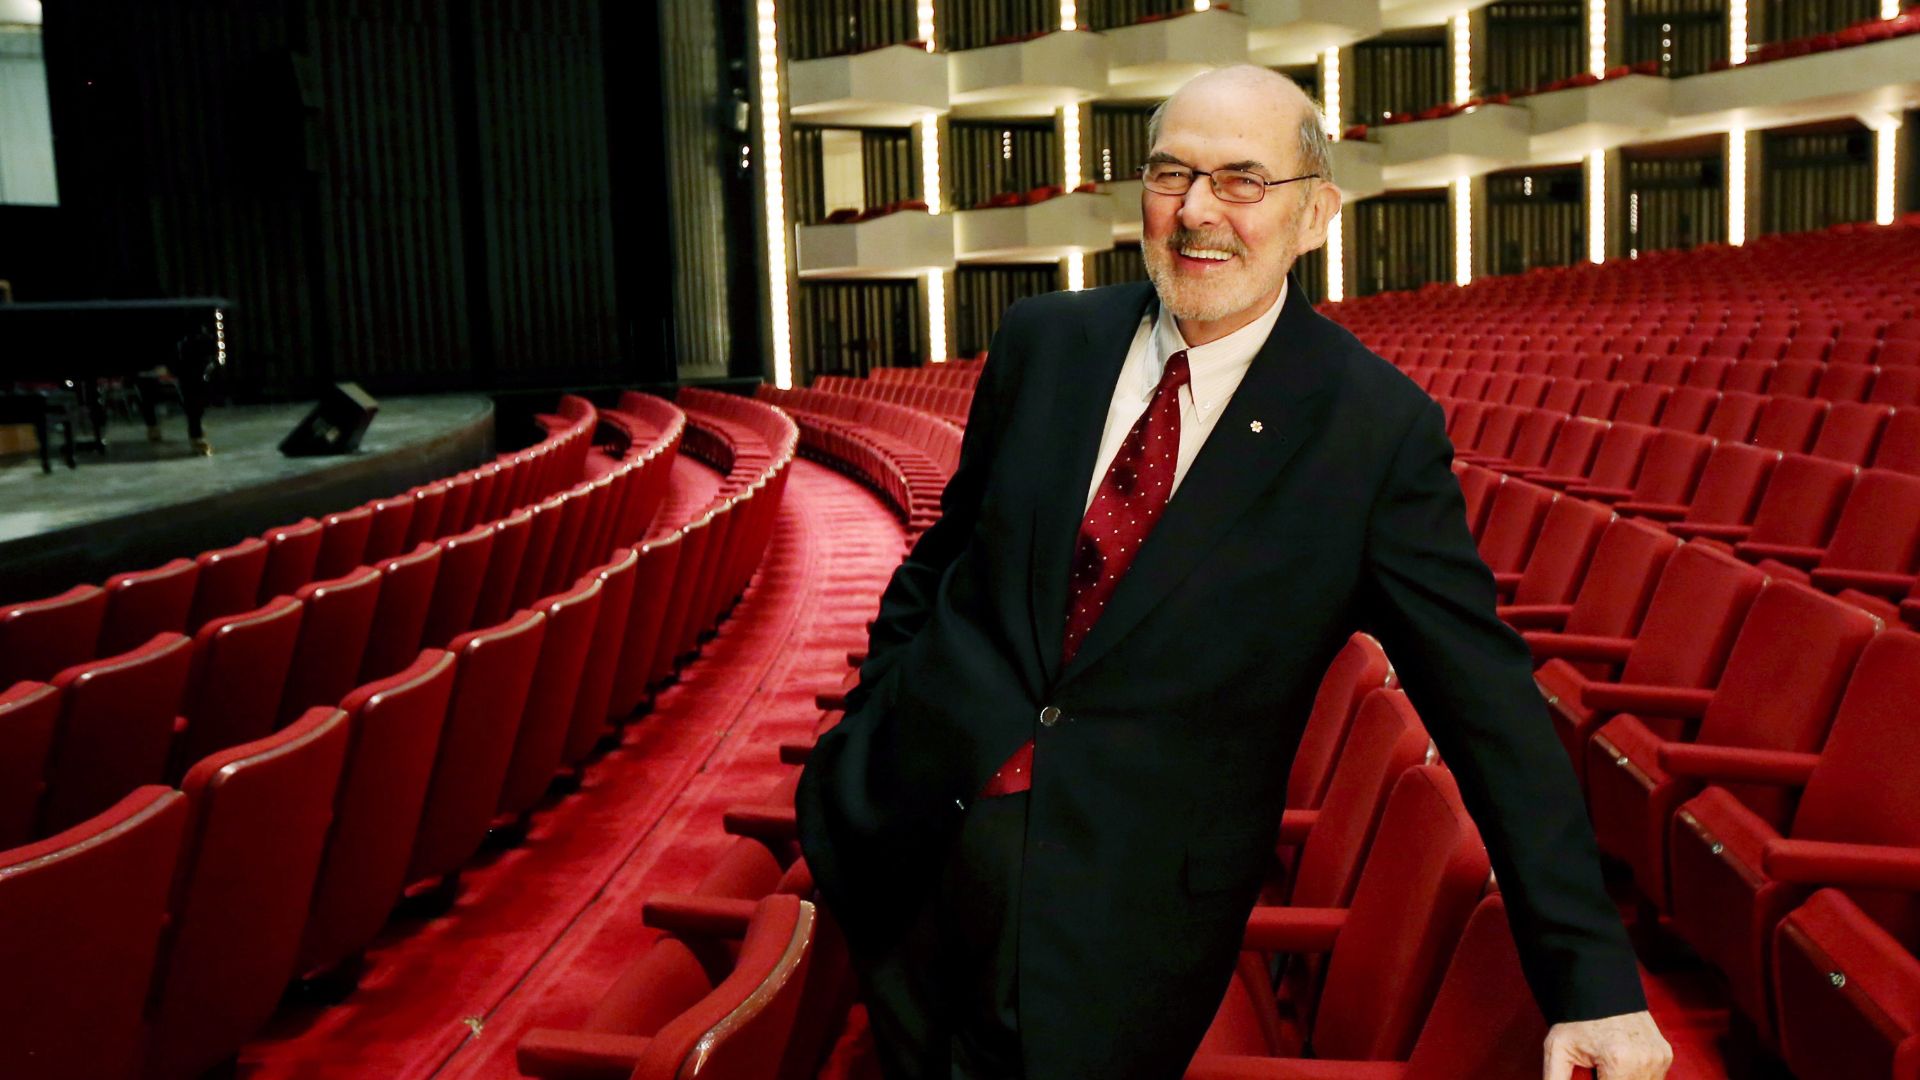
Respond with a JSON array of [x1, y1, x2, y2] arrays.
[[1083, 280, 1289, 513]]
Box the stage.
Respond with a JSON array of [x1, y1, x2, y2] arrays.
[[0, 395, 494, 605]]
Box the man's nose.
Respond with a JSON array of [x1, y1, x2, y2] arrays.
[[1177, 177, 1228, 230]]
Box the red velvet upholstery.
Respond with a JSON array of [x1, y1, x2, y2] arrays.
[[607, 533, 684, 721], [0, 681, 59, 848], [516, 894, 818, 1080], [1751, 397, 1828, 454], [0, 584, 106, 687], [1499, 493, 1610, 610], [1573, 429, 1712, 510], [0, 785, 187, 1080], [99, 557, 200, 656], [404, 480, 450, 549], [542, 488, 597, 599], [558, 547, 640, 773], [1586, 581, 1880, 910], [1728, 453, 1858, 559], [1532, 541, 1763, 782], [421, 522, 497, 648], [1455, 465, 1503, 537], [1810, 402, 1893, 466], [1539, 422, 1654, 494], [1644, 442, 1778, 535], [146, 707, 351, 1079], [42, 632, 194, 835], [297, 650, 457, 980], [1203, 767, 1491, 1062], [1703, 390, 1767, 443], [188, 537, 270, 630], [1773, 888, 1920, 1080], [1876, 408, 1920, 474], [472, 506, 534, 630], [654, 514, 714, 681], [361, 494, 417, 564], [407, 608, 547, 889], [178, 595, 305, 771], [278, 566, 383, 725], [439, 472, 477, 540], [1667, 630, 1920, 1043], [1505, 513, 1674, 640], [258, 517, 324, 603], [514, 495, 567, 611], [488, 576, 598, 817], [1284, 634, 1394, 813], [314, 504, 375, 581], [1475, 479, 1556, 576], [358, 542, 443, 683], [1798, 470, 1920, 599]]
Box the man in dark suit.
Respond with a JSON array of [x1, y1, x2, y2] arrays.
[[796, 65, 1672, 1080]]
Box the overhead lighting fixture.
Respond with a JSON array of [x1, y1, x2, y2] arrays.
[[1326, 209, 1345, 303], [920, 117, 942, 214], [918, 0, 935, 48], [1588, 152, 1607, 263], [1322, 47, 1342, 139], [1452, 13, 1472, 106], [1062, 104, 1082, 190], [1728, 127, 1747, 246], [1729, 0, 1748, 65], [755, 0, 793, 387], [1453, 177, 1473, 285], [1588, 0, 1607, 77], [1066, 252, 1087, 292], [928, 270, 949, 362], [1060, 0, 1076, 31], [1876, 119, 1900, 226]]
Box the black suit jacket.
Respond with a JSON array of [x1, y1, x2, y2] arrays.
[[795, 277, 1646, 1078]]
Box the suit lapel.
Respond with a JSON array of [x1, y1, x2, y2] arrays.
[[1054, 274, 1342, 688], [1029, 282, 1157, 688]]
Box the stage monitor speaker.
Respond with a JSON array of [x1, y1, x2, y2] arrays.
[[280, 382, 379, 456]]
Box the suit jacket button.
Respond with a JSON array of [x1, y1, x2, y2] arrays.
[[1039, 705, 1062, 727]]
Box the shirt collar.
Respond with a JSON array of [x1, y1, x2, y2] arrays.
[[1144, 277, 1288, 416]]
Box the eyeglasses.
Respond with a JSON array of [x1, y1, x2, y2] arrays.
[[1139, 161, 1323, 204]]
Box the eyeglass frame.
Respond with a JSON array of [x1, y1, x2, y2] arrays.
[[1138, 160, 1325, 204]]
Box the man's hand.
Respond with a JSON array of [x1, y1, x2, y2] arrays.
[[1544, 1010, 1672, 1079]]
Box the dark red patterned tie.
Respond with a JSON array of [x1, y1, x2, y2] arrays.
[[978, 350, 1192, 799]]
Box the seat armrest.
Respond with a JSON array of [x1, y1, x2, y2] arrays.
[[1521, 632, 1634, 663], [1499, 603, 1572, 631], [1276, 809, 1319, 847], [1764, 839, 1920, 891], [1614, 500, 1687, 521], [1567, 484, 1633, 502], [1668, 522, 1752, 542], [1733, 541, 1823, 568], [641, 894, 758, 939], [723, 803, 798, 843], [1580, 684, 1713, 719], [778, 741, 815, 765], [1809, 568, 1917, 598], [1242, 906, 1347, 953], [1657, 744, 1818, 786], [516, 1029, 653, 1079]]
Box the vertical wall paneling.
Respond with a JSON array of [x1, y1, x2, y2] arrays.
[[950, 119, 1057, 209], [952, 265, 1057, 355], [1353, 189, 1450, 296], [1760, 125, 1875, 236], [1348, 32, 1446, 126], [1623, 0, 1725, 77], [942, 0, 1055, 51], [1483, 2, 1583, 95], [1623, 147, 1726, 253], [1486, 165, 1584, 275]]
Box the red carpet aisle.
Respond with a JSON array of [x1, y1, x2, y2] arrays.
[[235, 456, 906, 1079]]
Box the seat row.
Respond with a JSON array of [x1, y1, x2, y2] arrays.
[[755, 385, 961, 537], [868, 358, 982, 387], [0, 395, 726, 1080], [0, 397, 602, 688], [809, 374, 973, 425]]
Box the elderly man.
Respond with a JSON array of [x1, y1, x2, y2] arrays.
[[796, 65, 1672, 1080]]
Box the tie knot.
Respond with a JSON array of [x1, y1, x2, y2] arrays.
[[1157, 350, 1192, 395]]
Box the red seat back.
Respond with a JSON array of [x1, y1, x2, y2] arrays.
[[0, 786, 187, 1080], [1619, 542, 1766, 691], [1510, 496, 1611, 607], [258, 518, 325, 603], [1563, 517, 1679, 638], [514, 495, 567, 612], [1285, 634, 1394, 813], [280, 566, 384, 725], [43, 633, 195, 834], [179, 595, 306, 769], [359, 542, 444, 683], [610, 533, 685, 721], [472, 507, 534, 630], [1399, 895, 1560, 1079], [146, 708, 351, 1079], [422, 523, 498, 648], [1681, 443, 1779, 529], [1476, 480, 1556, 575], [99, 557, 200, 656], [404, 481, 451, 549], [314, 505, 375, 582], [189, 537, 270, 629], [361, 495, 417, 564], [0, 584, 105, 689], [0, 682, 60, 849], [558, 549, 640, 774]]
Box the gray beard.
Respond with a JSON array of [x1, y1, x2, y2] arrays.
[[1144, 246, 1293, 324]]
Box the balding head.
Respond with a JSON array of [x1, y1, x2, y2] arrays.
[[1148, 65, 1333, 184]]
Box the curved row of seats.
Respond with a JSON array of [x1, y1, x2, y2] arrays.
[[754, 385, 960, 538], [0, 391, 805, 1080], [808, 374, 973, 426], [1331, 220, 1920, 1079]]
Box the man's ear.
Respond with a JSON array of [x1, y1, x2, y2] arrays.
[[1294, 180, 1344, 256]]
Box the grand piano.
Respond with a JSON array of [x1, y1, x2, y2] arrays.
[[0, 296, 231, 456]]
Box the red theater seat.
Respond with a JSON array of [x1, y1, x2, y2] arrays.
[[1876, 409, 1920, 475], [0, 786, 187, 1080], [404, 481, 450, 549], [278, 566, 384, 725], [559, 549, 640, 771], [358, 542, 443, 683], [1284, 634, 1394, 814], [1507, 415, 1606, 482], [1570, 429, 1712, 507], [514, 495, 567, 611], [608, 533, 685, 721], [1809, 402, 1893, 466], [1538, 422, 1655, 495], [516, 894, 820, 1080], [297, 650, 457, 983], [406, 608, 548, 895], [41, 632, 195, 835], [99, 557, 200, 656], [1502, 513, 1675, 636], [472, 506, 534, 630], [1666, 631, 1920, 1046], [1703, 390, 1768, 442], [314, 505, 375, 581], [1639, 442, 1779, 536], [145, 707, 352, 1080], [1722, 453, 1857, 555], [422, 522, 498, 648], [258, 517, 324, 602], [188, 536, 270, 629], [1497, 494, 1612, 607], [1186, 896, 1563, 1080], [1772, 888, 1920, 1080], [1585, 581, 1879, 910], [177, 595, 305, 771], [0, 681, 59, 848], [0, 584, 106, 687], [1751, 397, 1828, 454], [361, 495, 417, 564], [1475, 479, 1556, 576]]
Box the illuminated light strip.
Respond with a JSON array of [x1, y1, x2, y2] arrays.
[[1452, 13, 1472, 106], [1887, 0, 1903, 19], [1066, 253, 1087, 292], [918, 0, 935, 48], [1729, 0, 1748, 65], [1588, 151, 1606, 264], [1453, 177, 1473, 286], [1194, 0, 1210, 9], [1060, 0, 1076, 31], [1876, 120, 1900, 226], [756, 0, 793, 388], [1062, 104, 1082, 190], [920, 117, 942, 214], [928, 270, 949, 362], [1322, 48, 1342, 139], [1728, 127, 1747, 246], [1326, 209, 1345, 303], [1588, 0, 1607, 77]]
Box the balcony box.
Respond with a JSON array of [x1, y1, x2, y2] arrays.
[[790, 44, 950, 127], [1101, 179, 1145, 242], [949, 30, 1109, 119], [1329, 138, 1385, 202], [1526, 74, 1672, 159], [955, 191, 1115, 262], [1379, 0, 1495, 30], [1103, 9, 1249, 100], [1378, 103, 1531, 187], [1242, 0, 1380, 67], [797, 209, 955, 279], [1666, 33, 1920, 137]]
